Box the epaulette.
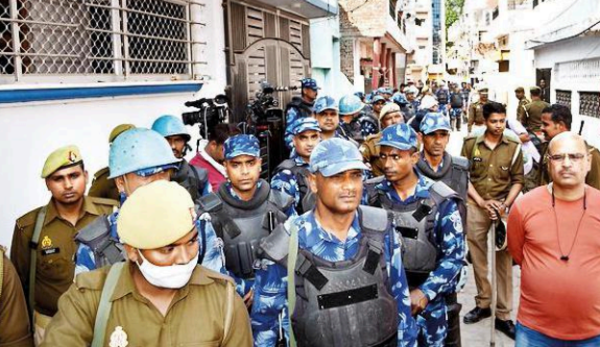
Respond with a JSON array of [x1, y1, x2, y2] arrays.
[[93, 167, 110, 180], [74, 266, 110, 291], [463, 135, 477, 142], [199, 266, 235, 286], [89, 197, 119, 207], [15, 207, 43, 230]]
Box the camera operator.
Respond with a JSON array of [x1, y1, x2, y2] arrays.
[[190, 124, 241, 192]]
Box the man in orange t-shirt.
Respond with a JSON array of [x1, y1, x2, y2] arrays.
[[508, 132, 600, 346]]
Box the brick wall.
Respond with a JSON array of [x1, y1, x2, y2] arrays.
[[339, 0, 388, 37], [340, 37, 355, 83]]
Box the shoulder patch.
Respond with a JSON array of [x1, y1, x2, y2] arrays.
[[74, 266, 110, 291], [16, 207, 44, 230]]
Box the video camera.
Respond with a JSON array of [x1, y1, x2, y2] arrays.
[[182, 94, 230, 140]]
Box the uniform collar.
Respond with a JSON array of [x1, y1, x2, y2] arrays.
[[475, 133, 510, 146], [292, 154, 309, 166], [375, 171, 432, 202], [44, 196, 104, 227], [303, 211, 361, 247], [110, 262, 214, 302]]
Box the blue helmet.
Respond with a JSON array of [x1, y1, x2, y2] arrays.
[[151, 115, 191, 142], [339, 94, 365, 116], [108, 128, 180, 179], [392, 92, 408, 105]]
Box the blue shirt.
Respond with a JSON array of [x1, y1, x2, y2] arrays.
[[251, 211, 418, 347], [199, 182, 297, 297], [373, 173, 465, 302]]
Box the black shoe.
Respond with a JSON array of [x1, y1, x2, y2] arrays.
[[495, 318, 516, 340], [463, 306, 491, 324]]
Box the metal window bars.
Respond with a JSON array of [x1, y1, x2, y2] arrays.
[[0, 0, 206, 82]]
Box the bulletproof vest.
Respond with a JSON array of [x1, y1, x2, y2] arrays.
[[260, 206, 399, 347], [210, 180, 292, 279], [416, 153, 469, 202], [274, 159, 316, 215], [285, 97, 314, 120], [366, 179, 460, 288], [450, 93, 463, 108], [400, 103, 415, 123], [171, 159, 209, 204], [75, 215, 123, 268], [340, 120, 364, 143]]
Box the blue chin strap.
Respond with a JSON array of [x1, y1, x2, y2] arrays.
[[119, 191, 128, 206]]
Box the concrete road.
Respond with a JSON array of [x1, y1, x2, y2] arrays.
[[448, 126, 520, 347]]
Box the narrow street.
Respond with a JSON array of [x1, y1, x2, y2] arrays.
[[449, 129, 518, 347]]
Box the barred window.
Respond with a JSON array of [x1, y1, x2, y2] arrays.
[[579, 92, 600, 119], [0, 0, 201, 81], [556, 90, 572, 109]]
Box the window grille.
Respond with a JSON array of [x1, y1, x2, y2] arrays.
[[556, 90, 572, 109], [579, 92, 600, 119], [0, 0, 205, 81]]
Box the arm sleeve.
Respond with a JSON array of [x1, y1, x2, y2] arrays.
[[507, 204, 525, 266], [74, 243, 97, 276], [585, 149, 600, 191], [222, 283, 254, 347], [386, 226, 417, 347], [0, 255, 33, 347], [511, 146, 525, 185], [468, 105, 475, 127], [419, 201, 465, 301], [40, 284, 98, 347], [250, 263, 288, 347], [9, 224, 30, 296]]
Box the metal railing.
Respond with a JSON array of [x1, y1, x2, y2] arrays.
[[0, 0, 206, 82]]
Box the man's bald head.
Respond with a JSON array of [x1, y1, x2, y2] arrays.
[[547, 132, 591, 190], [548, 132, 587, 155]]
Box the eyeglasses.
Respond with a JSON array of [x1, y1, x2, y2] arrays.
[[547, 153, 587, 163]]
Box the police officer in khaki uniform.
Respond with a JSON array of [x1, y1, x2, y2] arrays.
[[461, 102, 524, 340], [360, 102, 404, 177], [515, 87, 530, 125], [522, 87, 550, 135], [539, 104, 600, 190], [10, 145, 117, 346], [0, 247, 34, 347], [88, 124, 135, 201], [467, 87, 491, 134], [42, 181, 252, 347]]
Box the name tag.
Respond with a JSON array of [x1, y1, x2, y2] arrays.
[[42, 247, 60, 256], [473, 157, 482, 162]]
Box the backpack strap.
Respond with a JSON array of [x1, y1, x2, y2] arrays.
[[287, 222, 300, 347], [91, 262, 125, 347], [28, 206, 47, 315]]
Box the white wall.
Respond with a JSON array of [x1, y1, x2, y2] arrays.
[[534, 36, 600, 149], [0, 88, 218, 251]]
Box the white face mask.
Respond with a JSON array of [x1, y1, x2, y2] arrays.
[[136, 250, 198, 289]]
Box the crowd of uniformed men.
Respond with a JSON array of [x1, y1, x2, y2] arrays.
[[1, 77, 599, 347]]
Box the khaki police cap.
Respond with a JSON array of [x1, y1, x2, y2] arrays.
[[514, 87, 524, 93], [41, 145, 83, 178], [118, 181, 195, 250], [108, 124, 135, 143], [530, 86, 541, 93], [379, 103, 401, 120], [478, 87, 489, 94]]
